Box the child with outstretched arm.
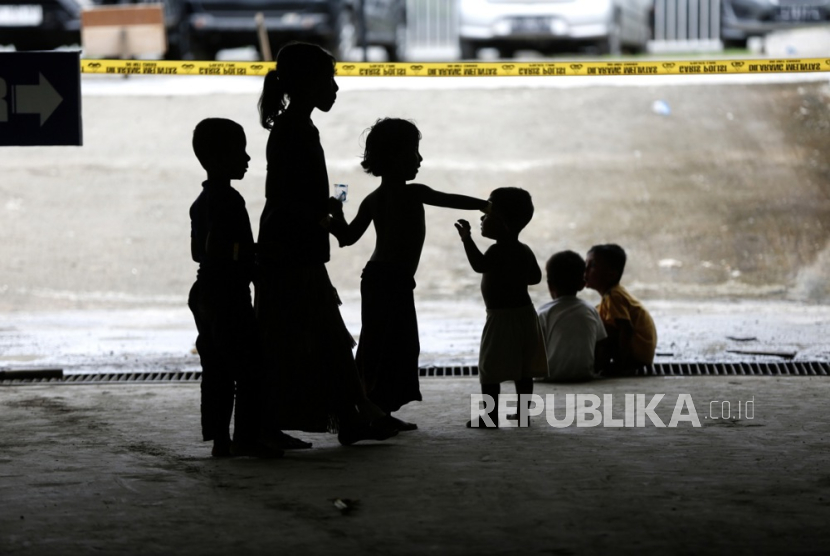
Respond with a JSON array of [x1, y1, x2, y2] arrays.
[[454, 187, 548, 428], [329, 118, 489, 431]]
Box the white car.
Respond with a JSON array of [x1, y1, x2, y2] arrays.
[[458, 0, 653, 58], [721, 0, 830, 48]]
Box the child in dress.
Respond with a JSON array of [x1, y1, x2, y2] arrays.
[[330, 118, 489, 431], [454, 187, 547, 428]]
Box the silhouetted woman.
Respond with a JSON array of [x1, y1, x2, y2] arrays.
[[256, 42, 396, 445]]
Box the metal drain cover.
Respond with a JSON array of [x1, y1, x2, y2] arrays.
[[1, 361, 828, 385]]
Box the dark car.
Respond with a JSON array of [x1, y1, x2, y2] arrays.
[[0, 0, 91, 50], [167, 0, 407, 61], [721, 0, 830, 47]]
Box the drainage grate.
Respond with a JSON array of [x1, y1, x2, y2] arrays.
[[0, 370, 203, 385], [422, 362, 829, 377], [419, 366, 478, 377], [0, 361, 828, 385], [421, 361, 829, 377], [635, 361, 830, 377]]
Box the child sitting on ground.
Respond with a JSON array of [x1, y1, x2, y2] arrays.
[[329, 118, 489, 431], [454, 187, 548, 428], [584, 243, 657, 376], [537, 250, 607, 382]]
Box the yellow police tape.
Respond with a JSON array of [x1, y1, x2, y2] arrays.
[[80, 58, 830, 77]]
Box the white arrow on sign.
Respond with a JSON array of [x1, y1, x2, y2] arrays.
[[14, 73, 63, 127]]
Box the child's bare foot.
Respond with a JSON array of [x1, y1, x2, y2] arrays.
[[269, 431, 313, 450], [252, 430, 312, 451], [211, 438, 233, 458], [355, 400, 386, 423], [338, 419, 398, 446], [383, 415, 418, 431]]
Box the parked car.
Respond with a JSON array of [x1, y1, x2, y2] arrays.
[[721, 0, 830, 47], [457, 0, 653, 58], [0, 0, 406, 60], [0, 0, 92, 50], [166, 0, 407, 61]]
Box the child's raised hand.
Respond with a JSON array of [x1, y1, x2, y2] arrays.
[[455, 219, 472, 239]]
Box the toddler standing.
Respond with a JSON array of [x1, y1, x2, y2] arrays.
[[454, 187, 547, 428]]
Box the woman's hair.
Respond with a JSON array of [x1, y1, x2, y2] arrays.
[[360, 118, 421, 177], [258, 42, 336, 130]]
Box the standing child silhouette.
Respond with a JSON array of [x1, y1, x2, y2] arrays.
[[330, 118, 489, 431], [255, 42, 396, 445], [455, 187, 548, 428], [188, 118, 282, 458]]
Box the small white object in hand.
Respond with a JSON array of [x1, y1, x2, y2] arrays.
[[334, 183, 348, 202]]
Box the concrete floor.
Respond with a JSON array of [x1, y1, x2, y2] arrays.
[[2, 376, 829, 555]]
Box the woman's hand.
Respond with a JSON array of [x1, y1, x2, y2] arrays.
[[327, 196, 344, 217]]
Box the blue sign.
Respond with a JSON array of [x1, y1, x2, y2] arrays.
[[0, 51, 82, 146]]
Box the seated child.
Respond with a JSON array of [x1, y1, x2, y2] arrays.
[[584, 244, 657, 376], [189, 118, 287, 458], [454, 187, 548, 428], [329, 118, 489, 431], [537, 250, 607, 382]]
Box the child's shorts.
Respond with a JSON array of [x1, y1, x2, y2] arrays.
[[478, 304, 548, 385]]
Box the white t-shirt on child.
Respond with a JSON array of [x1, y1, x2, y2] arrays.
[[537, 296, 607, 382]]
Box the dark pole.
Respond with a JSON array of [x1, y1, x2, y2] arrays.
[[358, 0, 368, 62]]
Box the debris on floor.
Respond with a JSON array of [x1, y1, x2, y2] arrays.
[[331, 498, 359, 514]]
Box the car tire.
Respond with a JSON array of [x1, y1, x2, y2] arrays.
[[167, 18, 196, 60], [497, 46, 515, 59], [185, 32, 216, 61], [723, 38, 748, 49], [385, 21, 407, 62], [460, 39, 478, 60], [165, 21, 186, 59], [596, 13, 622, 56], [193, 43, 218, 61]]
